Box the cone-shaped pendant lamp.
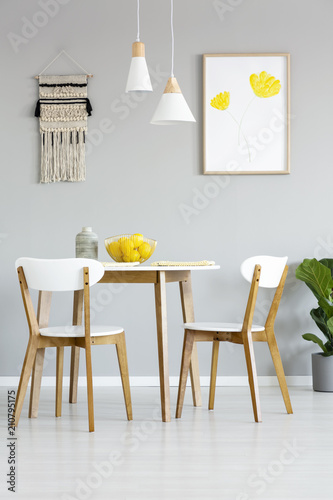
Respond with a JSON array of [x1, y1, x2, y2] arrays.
[[151, 0, 195, 124], [126, 0, 152, 92]]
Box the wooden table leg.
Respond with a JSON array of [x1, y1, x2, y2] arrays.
[[69, 289, 83, 404], [179, 273, 202, 407], [29, 291, 52, 418], [154, 271, 171, 422]]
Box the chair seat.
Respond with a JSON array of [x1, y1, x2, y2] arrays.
[[183, 322, 265, 332], [39, 325, 124, 338]]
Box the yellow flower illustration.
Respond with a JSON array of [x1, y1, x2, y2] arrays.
[[249, 71, 281, 98], [210, 91, 230, 110]]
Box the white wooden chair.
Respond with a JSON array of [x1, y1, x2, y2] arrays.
[[15, 258, 132, 432], [176, 256, 293, 422]]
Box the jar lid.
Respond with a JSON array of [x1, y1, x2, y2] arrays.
[[82, 226, 92, 232]]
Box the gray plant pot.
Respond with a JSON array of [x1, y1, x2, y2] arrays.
[[312, 352, 333, 392]]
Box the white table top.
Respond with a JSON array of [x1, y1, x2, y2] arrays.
[[103, 265, 220, 272]]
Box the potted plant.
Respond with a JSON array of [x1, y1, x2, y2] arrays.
[[295, 258, 333, 391]]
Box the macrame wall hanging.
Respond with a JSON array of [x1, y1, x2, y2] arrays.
[[34, 51, 93, 183]]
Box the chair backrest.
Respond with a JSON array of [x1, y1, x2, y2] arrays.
[[15, 258, 104, 291], [240, 256, 288, 288]]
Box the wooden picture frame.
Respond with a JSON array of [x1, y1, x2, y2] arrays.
[[203, 53, 290, 175]]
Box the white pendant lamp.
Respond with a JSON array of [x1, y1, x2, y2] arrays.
[[151, 0, 195, 125], [126, 0, 152, 93]]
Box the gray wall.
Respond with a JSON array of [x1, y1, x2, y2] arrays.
[[1, 0, 331, 379]]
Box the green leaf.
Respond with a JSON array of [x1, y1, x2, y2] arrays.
[[318, 297, 333, 319], [295, 258, 333, 301], [327, 317, 333, 337], [319, 259, 333, 279], [324, 339, 333, 353], [310, 307, 331, 338], [302, 333, 328, 353]]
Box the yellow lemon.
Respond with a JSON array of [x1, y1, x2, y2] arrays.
[[130, 233, 144, 248], [123, 254, 131, 262], [119, 237, 134, 256], [118, 236, 129, 245], [138, 242, 151, 260], [129, 249, 141, 262], [109, 241, 122, 258]]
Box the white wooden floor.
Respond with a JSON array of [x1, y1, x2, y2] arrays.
[[1, 386, 332, 500]]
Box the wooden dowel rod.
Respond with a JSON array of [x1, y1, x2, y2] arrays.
[[34, 74, 93, 79]]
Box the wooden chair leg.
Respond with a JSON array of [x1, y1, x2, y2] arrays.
[[15, 338, 38, 427], [70, 289, 83, 404], [242, 331, 262, 423], [179, 277, 202, 407], [266, 328, 293, 414], [29, 348, 45, 418], [189, 343, 202, 407], [85, 344, 94, 432], [69, 346, 80, 404], [29, 291, 52, 417], [115, 332, 133, 421], [209, 341, 220, 410], [176, 330, 195, 419], [56, 347, 64, 417]]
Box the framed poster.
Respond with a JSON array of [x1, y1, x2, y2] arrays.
[[203, 53, 290, 175]]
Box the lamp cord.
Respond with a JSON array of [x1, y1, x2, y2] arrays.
[[171, 0, 174, 77], [136, 0, 140, 42]]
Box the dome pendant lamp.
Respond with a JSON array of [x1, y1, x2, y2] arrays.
[[126, 0, 153, 93], [151, 0, 195, 124]]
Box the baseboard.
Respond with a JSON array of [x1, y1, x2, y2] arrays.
[[0, 375, 312, 387]]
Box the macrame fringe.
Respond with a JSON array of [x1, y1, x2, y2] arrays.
[[40, 129, 86, 183]]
